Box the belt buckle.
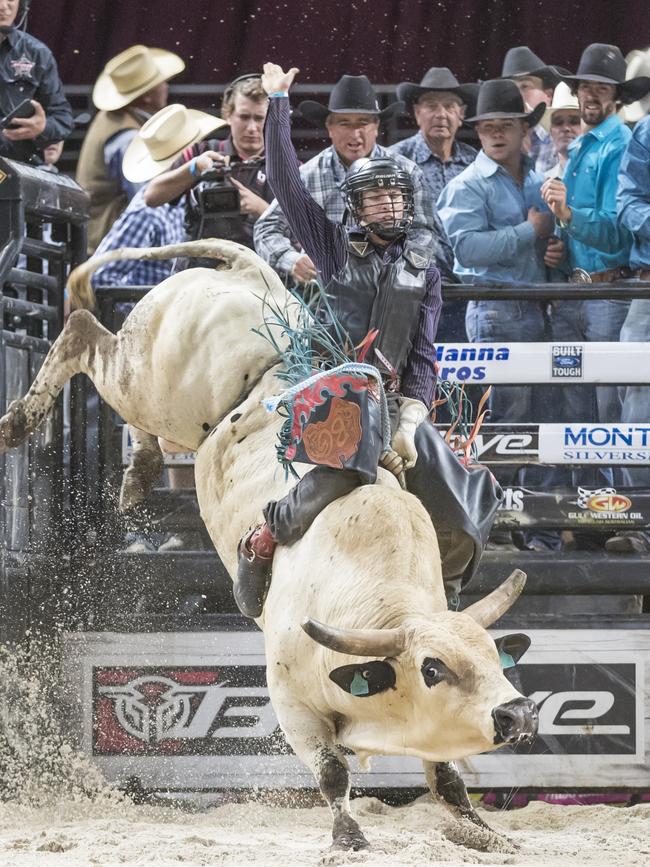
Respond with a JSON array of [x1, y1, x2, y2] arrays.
[[571, 268, 592, 284]]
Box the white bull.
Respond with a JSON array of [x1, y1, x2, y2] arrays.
[[0, 240, 537, 852]]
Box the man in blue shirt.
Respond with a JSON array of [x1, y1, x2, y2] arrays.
[[438, 79, 559, 551], [437, 79, 555, 423], [541, 43, 650, 423], [607, 115, 650, 554]]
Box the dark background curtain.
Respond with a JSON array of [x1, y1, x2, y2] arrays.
[[28, 0, 650, 87]]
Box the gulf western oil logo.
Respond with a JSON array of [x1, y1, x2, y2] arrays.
[[586, 493, 631, 513]]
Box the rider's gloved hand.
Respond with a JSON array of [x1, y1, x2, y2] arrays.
[[391, 397, 428, 470]]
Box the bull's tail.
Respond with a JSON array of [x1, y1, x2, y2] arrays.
[[66, 239, 278, 311]]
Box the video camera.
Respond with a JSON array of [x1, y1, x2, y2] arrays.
[[186, 163, 249, 246]]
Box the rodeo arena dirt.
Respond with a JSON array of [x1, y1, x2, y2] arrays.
[[3, 3, 650, 866]]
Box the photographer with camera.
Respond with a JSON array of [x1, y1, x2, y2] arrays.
[[144, 73, 273, 251], [0, 0, 73, 164]]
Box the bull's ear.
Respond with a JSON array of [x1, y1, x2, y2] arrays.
[[494, 633, 531, 669], [328, 661, 396, 697]]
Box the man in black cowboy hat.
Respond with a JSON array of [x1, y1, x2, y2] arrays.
[[438, 79, 561, 552], [541, 43, 650, 425], [253, 72, 453, 285], [391, 68, 478, 204], [501, 46, 565, 174], [391, 67, 478, 342]]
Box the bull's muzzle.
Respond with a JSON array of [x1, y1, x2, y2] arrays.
[[492, 697, 538, 745]]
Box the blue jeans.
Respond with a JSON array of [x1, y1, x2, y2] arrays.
[[619, 299, 650, 489], [465, 300, 546, 423]]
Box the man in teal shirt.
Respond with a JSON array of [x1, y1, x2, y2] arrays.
[[541, 43, 650, 423]]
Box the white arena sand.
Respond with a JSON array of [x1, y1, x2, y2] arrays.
[[1, 794, 649, 866]]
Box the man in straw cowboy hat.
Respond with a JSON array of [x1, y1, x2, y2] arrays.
[[89, 103, 227, 552], [76, 44, 184, 253], [145, 73, 274, 249], [92, 103, 226, 289], [539, 83, 582, 180], [253, 72, 453, 285], [541, 43, 650, 423], [0, 0, 73, 164]]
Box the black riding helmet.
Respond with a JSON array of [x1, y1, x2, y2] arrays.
[[342, 156, 414, 241]]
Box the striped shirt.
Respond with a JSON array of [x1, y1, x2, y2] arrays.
[[265, 96, 440, 408], [254, 114, 453, 281]]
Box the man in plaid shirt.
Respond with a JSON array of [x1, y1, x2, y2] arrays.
[[91, 188, 185, 287], [253, 74, 454, 283]]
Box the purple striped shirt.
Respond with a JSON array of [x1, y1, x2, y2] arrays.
[[265, 96, 441, 408]]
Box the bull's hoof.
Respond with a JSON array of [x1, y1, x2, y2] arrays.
[[442, 818, 517, 854], [119, 452, 164, 512], [330, 829, 370, 851], [0, 399, 28, 452]]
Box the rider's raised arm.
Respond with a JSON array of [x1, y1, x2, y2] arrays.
[[262, 64, 347, 285]]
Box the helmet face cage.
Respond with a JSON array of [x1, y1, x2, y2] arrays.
[[343, 162, 415, 241]]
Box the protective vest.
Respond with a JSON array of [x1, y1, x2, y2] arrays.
[[318, 234, 429, 381], [76, 109, 142, 253]]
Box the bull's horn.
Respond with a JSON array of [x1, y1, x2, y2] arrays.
[[302, 618, 406, 658], [463, 569, 527, 628]]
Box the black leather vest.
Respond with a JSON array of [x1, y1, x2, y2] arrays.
[[317, 234, 430, 379]]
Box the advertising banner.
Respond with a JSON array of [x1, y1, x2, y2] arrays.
[[62, 629, 650, 790]]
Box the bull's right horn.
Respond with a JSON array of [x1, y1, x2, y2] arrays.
[[463, 569, 527, 628], [302, 618, 406, 658]]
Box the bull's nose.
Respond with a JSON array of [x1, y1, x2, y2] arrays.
[[492, 698, 538, 745]]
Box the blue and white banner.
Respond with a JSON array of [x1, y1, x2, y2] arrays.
[[436, 342, 650, 385]]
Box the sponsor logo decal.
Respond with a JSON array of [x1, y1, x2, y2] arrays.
[[10, 55, 35, 78], [514, 663, 637, 755], [552, 344, 583, 378], [93, 667, 285, 756], [568, 487, 641, 522]]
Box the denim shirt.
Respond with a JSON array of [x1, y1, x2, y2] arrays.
[[562, 114, 632, 273], [436, 149, 548, 284], [617, 115, 650, 271]]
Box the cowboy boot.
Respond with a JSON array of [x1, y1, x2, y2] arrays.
[[234, 523, 277, 618]]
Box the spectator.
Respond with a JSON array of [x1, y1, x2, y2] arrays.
[[0, 0, 73, 164], [621, 47, 650, 125], [76, 45, 184, 254], [500, 45, 563, 174], [91, 104, 223, 552], [253, 73, 453, 285], [391, 68, 478, 205], [541, 43, 650, 423], [540, 83, 582, 179], [437, 79, 557, 551], [607, 114, 650, 553], [144, 74, 273, 250], [391, 67, 478, 341]]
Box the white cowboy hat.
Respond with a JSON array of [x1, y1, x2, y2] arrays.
[[540, 82, 580, 131], [622, 48, 650, 123], [93, 45, 185, 111], [122, 104, 227, 183]]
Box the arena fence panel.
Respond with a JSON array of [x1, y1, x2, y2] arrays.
[[0, 157, 88, 644]]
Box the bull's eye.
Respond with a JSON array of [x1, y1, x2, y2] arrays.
[[421, 657, 445, 687]]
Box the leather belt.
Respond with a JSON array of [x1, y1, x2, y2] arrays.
[[571, 266, 633, 284]]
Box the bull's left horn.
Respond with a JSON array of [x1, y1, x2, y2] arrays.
[[463, 569, 527, 628], [302, 618, 406, 658]]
